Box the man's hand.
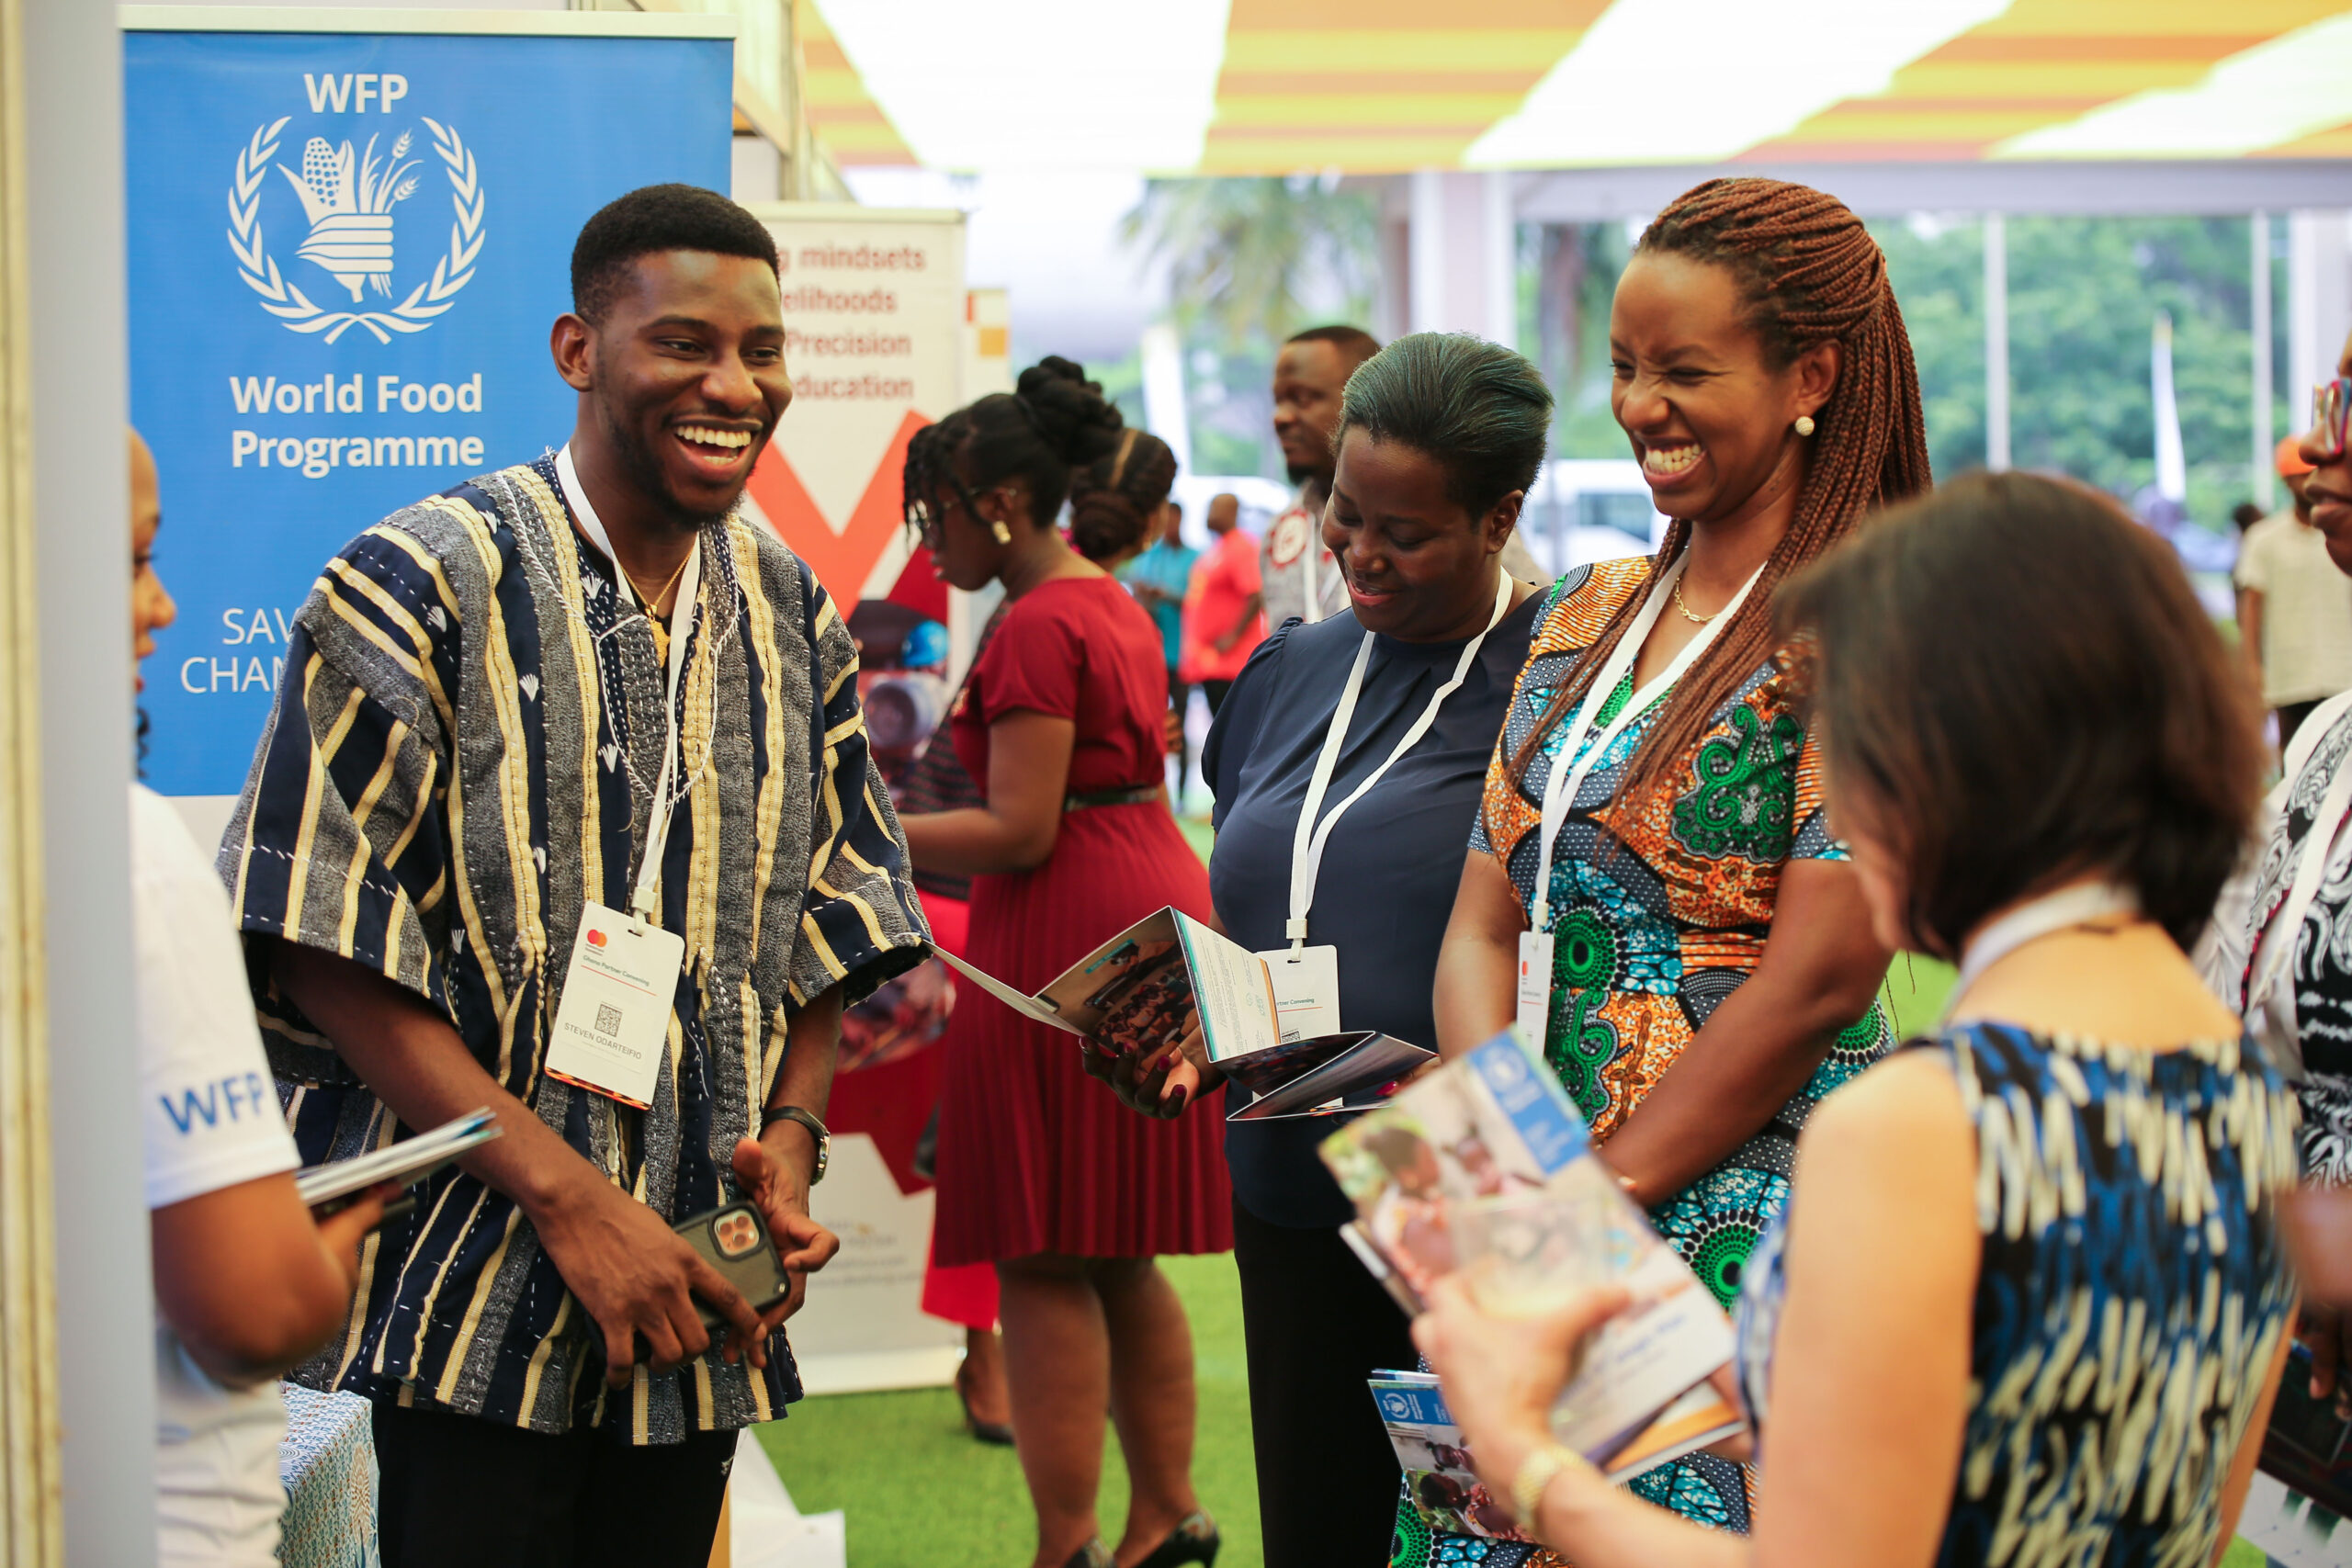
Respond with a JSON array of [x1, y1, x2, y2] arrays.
[[2299, 1300, 2352, 1420], [529, 1172, 763, 1388], [737, 1133, 842, 1338]]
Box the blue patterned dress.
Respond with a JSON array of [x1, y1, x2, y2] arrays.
[[1396, 563, 1892, 1564], [1736, 1024, 2301, 1565]]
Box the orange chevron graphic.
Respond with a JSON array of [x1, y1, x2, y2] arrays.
[[745, 408, 929, 606]]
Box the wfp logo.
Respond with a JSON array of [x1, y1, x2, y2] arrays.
[[226, 77, 486, 344], [284, 130, 418, 301]]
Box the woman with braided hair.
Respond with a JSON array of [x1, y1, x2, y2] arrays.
[[1425, 178, 1923, 1548], [898, 358, 1226, 1568]]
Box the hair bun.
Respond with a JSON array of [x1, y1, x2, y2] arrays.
[[1014, 355, 1125, 468]]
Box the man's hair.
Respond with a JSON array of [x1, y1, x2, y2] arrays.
[[1285, 324, 1381, 372], [1775, 471, 2261, 956], [2232, 501, 2266, 532], [571, 184, 779, 324]]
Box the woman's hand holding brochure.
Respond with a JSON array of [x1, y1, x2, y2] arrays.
[[1081, 1008, 1214, 1118], [1321, 1032, 1748, 1482], [1414, 1273, 1635, 1500]]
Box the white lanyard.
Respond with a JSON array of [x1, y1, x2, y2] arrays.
[[1945, 881, 2140, 1021], [556, 443, 703, 922], [1286, 570, 1513, 948], [1527, 557, 1762, 933]]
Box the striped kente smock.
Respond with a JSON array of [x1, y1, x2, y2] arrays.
[[220, 453, 928, 1442]]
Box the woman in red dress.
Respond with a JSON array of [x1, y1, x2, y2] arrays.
[[898, 358, 1230, 1568]]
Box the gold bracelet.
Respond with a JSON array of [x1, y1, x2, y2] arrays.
[[1510, 1441, 1589, 1532]]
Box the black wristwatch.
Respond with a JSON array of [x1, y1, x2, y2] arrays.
[[759, 1104, 830, 1184]]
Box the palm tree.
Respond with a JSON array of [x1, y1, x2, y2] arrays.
[[1120, 175, 1379, 350]]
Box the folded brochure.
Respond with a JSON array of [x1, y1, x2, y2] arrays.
[[295, 1108, 502, 1207], [1373, 1371, 1743, 1540], [1323, 1031, 1739, 1468], [935, 907, 1432, 1121]]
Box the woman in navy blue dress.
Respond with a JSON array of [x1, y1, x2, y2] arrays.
[[1093, 333, 1550, 1567]]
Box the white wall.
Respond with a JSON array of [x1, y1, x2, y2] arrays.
[[28, 2, 147, 1562], [842, 166, 1159, 367]]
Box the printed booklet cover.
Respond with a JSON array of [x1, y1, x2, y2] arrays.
[[1370, 1372, 1740, 1540], [1372, 1372, 1529, 1541], [937, 907, 1433, 1121], [1323, 1032, 1743, 1468]]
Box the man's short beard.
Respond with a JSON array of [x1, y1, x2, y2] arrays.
[[1285, 459, 1315, 486], [603, 401, 737, 531]]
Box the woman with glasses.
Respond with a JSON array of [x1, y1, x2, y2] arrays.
[[2214, 333, 2352, 1421], [895, 358, 1228, 1568]]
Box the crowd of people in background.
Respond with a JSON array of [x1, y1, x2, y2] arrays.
[[130, 167, 2352, 1568]]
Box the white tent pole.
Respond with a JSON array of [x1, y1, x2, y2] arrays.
[[1984, 212, 2009, 473], [2254, 212, 2275, 511]]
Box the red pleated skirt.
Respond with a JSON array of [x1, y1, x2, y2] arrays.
[[931, 801, 1234, 1266]]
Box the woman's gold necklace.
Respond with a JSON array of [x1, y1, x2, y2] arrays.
[[1670, 578, 1722, 625]]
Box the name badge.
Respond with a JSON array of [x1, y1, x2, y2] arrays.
[[545, 900, 684, 1109], [1515, 931, 1554, 1055], [1258, 944, 1341, 1043]]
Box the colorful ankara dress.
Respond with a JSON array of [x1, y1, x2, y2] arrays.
[[1736, 1024, 2300, 1565], [222, 454, 928, 1443], [1402, 559, 1891, 1561]]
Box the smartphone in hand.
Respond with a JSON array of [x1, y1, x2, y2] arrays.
[[675, 1201, 794, 1334]]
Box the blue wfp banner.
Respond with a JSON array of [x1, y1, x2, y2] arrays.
[[126, 19, 734, 795]]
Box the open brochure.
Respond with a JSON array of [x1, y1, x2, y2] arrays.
[[1372, 1372, 1742, 1540], [1323, 1032, 1742, 1469], [295, 1108, 502, 1209], [935, 907, 1433, 1122]]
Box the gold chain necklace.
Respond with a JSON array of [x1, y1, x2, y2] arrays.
[[625, 550, 693, 615], [1670, 578, 1722, 625]]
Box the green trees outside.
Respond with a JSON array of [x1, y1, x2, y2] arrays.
[[1117, 176, 2284, 528], [1532, 212, 2287, 535], [1119, 176, 1379, 478]]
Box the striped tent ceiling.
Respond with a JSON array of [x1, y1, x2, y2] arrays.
[[804, 0, 2352, 174]]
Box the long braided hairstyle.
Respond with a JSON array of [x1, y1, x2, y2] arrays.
[[1507, 178, 1931, 810]]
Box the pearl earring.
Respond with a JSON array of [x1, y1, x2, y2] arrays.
[[1794, 415, 1816, 437], [990, 520, 1012, 545]]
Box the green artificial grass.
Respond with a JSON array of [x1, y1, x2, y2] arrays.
[[1174, 813, 1216, 866], [759, 1254, 1261, 1568], [1880, 951, 1957, 1038]]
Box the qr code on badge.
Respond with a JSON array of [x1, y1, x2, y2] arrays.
[[594, 1003, 624, 1036]]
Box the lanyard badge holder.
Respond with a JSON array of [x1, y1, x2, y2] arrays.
[[542, 445, 695, 1109], [1269, 572, 1514, 1041], [1515, 558, 1762, 1052]]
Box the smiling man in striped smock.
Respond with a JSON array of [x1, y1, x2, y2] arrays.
[[219, 186, 929, 1568]]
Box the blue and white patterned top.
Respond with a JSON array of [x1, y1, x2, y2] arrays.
[[1734, 1023, 2300, 1565], [223, 455, 930, 1442]]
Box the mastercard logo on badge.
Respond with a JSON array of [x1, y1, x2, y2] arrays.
[[586, 929, 607, 948]]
